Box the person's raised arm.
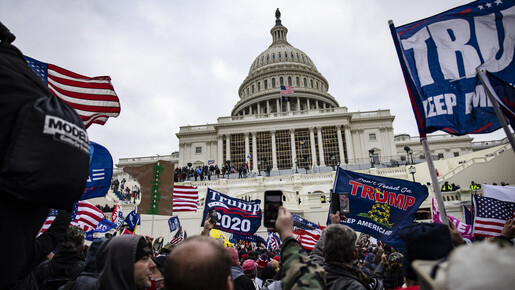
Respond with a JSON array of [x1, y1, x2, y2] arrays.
[[274, 206, 326, 290]]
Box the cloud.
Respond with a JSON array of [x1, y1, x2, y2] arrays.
[[1, 0, 507, 163]]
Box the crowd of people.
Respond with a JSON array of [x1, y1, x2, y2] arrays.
[[6, 204, 515, 289], [174, 163, 257, 182]]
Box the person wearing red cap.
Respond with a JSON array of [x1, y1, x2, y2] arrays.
[[242, 259, 260, 290]]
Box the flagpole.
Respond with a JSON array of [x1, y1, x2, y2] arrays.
[[421, 138, 448, 225], [477, 68, 515, 154]]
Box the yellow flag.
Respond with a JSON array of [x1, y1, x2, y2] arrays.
[[210, 229, 233, 247]]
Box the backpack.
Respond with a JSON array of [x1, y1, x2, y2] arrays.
[[0, 36, 89, 209], [38, 260, 85, 290]]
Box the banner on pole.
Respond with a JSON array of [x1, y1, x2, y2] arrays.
[[332, 168, 428, 249], [390, 0, 515, 135], [201, 188, 261, 237]]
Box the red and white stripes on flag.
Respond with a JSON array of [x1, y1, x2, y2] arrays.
[[39, 201, 105, 235], [24, 56, 120, 129], [70, 201, 106, 232], [173, 185, 199, 212], [294, 228, 322, 251], [171, 226, 184, 245], [39, 209, 59, 234]]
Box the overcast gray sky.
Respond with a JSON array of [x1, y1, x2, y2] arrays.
[[2, 0, 507, 164]]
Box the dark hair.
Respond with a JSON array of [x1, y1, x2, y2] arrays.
[[324, 224, 356, 263], [164, 236, 231, 290]]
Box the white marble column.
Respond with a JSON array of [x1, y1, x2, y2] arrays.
[[296, 98, 300, 112], [306, 98, 310, 110], [225, 134, 231, 163], [276, 98, 280, 113], [252, 132, 258, 173], [217, 135, 223, 166], [267, 100, 270, 114], [290, 129, 297, 171], [317, 126, 326, 167], [359, 129, 366, 161], [309, 127, 317, 167], [344, 126, 354, 164], [206, 141, 211, 163], [271, 130, 278, 170], [244, 133, 250, 167], [179, 143, 185, 166], [336, 125, 344, 164]]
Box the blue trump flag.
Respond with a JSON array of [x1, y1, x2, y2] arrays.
[[85, 218, 116, 241], [390, 0, 515, 135], [332, 168, 428, 249], [81, 141, 113, 200], [168, 216, 181, 232], [125, 210, 141, 230], [202, 188, 262, 237]]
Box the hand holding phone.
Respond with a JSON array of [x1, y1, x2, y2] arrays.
[[208, 208, 219, 224], [263, 190, 283, 228], [331, 192, 350, 214]]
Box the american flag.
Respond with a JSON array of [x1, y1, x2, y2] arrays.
[[39, 209, 60, 234], [173, 185, 199, 212], [280, 85, 294, 95], [296, 232, 320, 251], [266, 231, 281, 250], [170, 226, 185, 245], [24, 56, 120, 129], [294, 228, 321, 251], [39, 200, 105, 235], [70, 200, 106, 232], [473, 195, 515, 238]]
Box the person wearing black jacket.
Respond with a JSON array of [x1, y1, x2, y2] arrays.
[[33, 225, 86, 289], [6, 209, 73, 289]]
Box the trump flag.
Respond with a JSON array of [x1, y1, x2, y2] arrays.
[[81, 141, 113, 200], [332, 168, 428, 249], [390, 0, 515, 135], [201, 188, 262, 237]]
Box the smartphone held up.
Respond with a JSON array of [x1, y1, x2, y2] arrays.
[[331, 192, 350, 214], [263, 190, 283, 228]]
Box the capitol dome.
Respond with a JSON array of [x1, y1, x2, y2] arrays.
[[231, 9, 339, 117]]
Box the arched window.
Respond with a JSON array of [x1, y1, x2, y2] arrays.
[[258, 82, 261, 91], [252, 85, 254, 94], [310, 79, 313, 88], [297, 53, 300, 60], [264, 79, 268, 89], [273, 53, 275, 60], [261, 56, 264, 64], [279, 52, 281, 59], [316, 82, 319, 89], [303, 78, 307, 87], [291, 52, 294, 59], [288, 76, 292, 86], [296, 77, 300, 86], [272, 78, 276, 88], [267, 55, 270, 62], [247, 88, 249, 96], [280, 77, 284, 86], [284, 52, 287, 59]]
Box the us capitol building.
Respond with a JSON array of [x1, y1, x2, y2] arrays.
[[107, 10, 514, 239], [176, 10, 397, 172]]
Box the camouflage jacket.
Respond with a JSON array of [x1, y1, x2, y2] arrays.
[[281, 237, 326, 290]]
